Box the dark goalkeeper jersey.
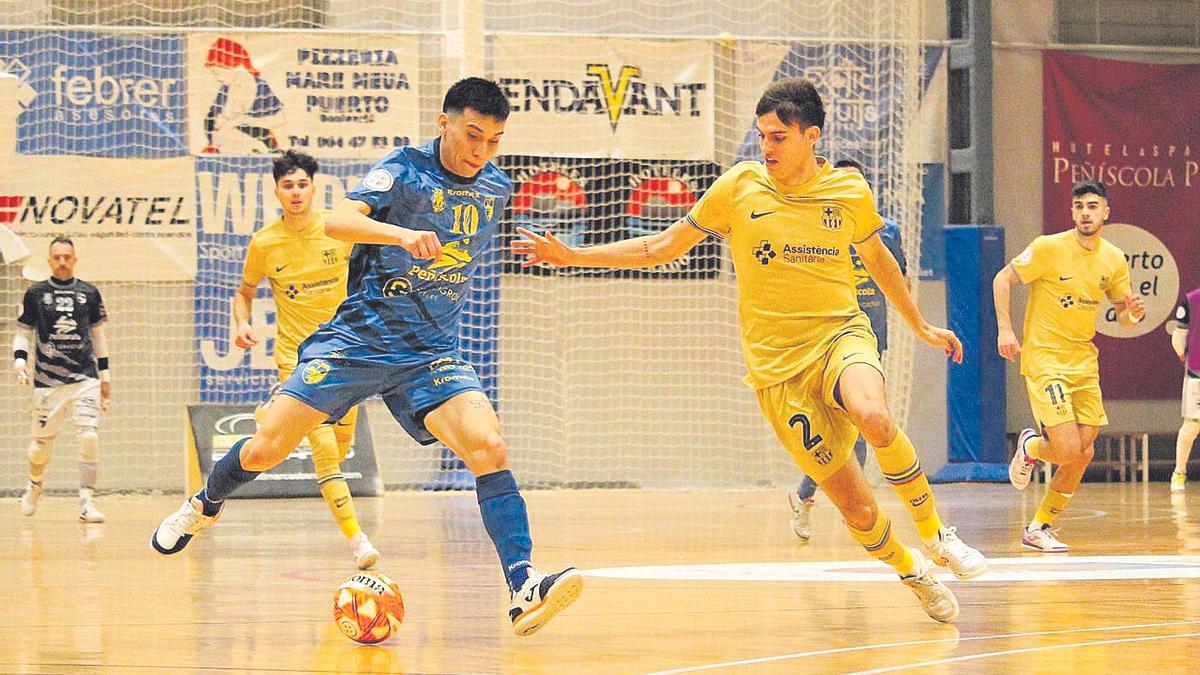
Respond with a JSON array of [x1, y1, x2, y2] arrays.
[[18, 277, 107, 388]]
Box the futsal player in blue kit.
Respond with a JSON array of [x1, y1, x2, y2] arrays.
[[152, 78, 583, 636]]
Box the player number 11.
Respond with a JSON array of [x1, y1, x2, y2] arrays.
[[451, 203, 480, 235]]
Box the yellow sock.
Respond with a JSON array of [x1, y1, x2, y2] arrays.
[[846, 511, 916, 576], [1032, 489, 1073, 529], [334, 407, 359, 461], [875, 428, 943, 544], [310, 424, 363, 540]]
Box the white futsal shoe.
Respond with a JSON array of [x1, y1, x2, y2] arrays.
[[350, 532, 381, 570], [509, 567, 584, 636], [151, 496, 223, 554], [926, 526, 987, 580], [788, 491, 813, 541], [1022, 524, 1068, 552], [20, 481, 41, 516], [79, 499, 105, 523], [900, 550, 959, 623], [1009, 428, 1041, 490]]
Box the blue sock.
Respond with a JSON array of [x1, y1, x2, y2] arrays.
[[476, 470, 533, 593], [197, 438, 259, 516], [796, 475, 818, 501]]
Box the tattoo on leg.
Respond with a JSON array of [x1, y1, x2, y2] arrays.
[[470, 398, 488, 409], [642, 240, 652, 261]]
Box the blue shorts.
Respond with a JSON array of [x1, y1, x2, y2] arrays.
[[279, 353, 484, 446]]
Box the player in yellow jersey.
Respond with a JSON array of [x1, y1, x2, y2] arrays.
[[234, 150, 380, 569], [994, 180, 1144, 552], [513, 77, 986, 623]]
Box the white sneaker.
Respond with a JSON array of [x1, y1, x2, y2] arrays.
[[1009, 428, 1041, 490], [350, 532, 381, 570], [79, 500, 105, 523], [926, 526, 987, 580], [900, 549, 959, 623], [788, 491, 813, 541], [509, 567, 583, 636], [1022, 524, 1068, 552], [20, 481, 41, 517], [151, 496, 223, 555]]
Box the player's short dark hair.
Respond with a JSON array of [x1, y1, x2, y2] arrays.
[[1071, 179, 1108, 201], [49, 235, 74, 252], [755, 77, 825, 130], [835, 159, 868, 183], [272, 150, 318, 182], [443, 77, 510, 121]]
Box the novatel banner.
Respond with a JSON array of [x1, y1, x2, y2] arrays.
[[493, 36, 714, 160], [0, 30, 187, 157], [497, 156, 723, 279], [186, 32, 419, 157], [1043, 51, 1198, 399], [5, 156, 195, 281]]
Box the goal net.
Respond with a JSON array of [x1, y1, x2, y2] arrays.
[[0, 1, 932, 494]]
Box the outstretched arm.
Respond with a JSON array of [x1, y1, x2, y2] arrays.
[[857, 232, 962, 363], [511, 217, 708, 270], [993, 265, 1022, 362], [326, 198, 443, 259]]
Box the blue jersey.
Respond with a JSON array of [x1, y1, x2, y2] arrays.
[[850, 218, 906, 352], [299, 139, 512, 365]]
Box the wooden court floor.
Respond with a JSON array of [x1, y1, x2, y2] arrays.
[[4, 483, 1200, 673]]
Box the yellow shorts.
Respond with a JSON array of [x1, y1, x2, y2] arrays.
[[1024, 372, 1107, 429], [756, 329, 882, 484]]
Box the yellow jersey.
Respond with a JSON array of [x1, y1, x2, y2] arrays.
[[687, 159, 884, 389], [241, 211, 353, 373], [1010, 230, 1132, 378]]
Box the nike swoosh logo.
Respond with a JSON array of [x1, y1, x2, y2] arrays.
[[843, 353, 861, 361], [750, 210, 775, 220], [275, 264, 291, 273], [1058, 276, 1072, 281]]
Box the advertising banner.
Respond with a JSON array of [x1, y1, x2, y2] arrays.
[[0, 30, 187, 157], [493, 36, 714, 160], [497, 156, 723, 279], [186, 32, 419, 157], [1043, 52, 1198, 399], [5, 156, 195, 280], [186, 403, 382, 497]]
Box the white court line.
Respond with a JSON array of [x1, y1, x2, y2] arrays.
[[848, 631, 1200, 674], [643, 620, 1200, 675]]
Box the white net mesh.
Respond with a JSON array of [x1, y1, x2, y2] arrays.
[[0, 0, 930, 494]]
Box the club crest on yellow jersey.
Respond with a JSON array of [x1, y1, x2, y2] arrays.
[[821, 205, 843, 231], [432, 188, 445, 213]]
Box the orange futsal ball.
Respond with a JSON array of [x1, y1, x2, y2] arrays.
[[333, 571, 405, 644]]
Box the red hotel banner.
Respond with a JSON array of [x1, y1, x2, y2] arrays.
[[1043, 51, 1199, 400]]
